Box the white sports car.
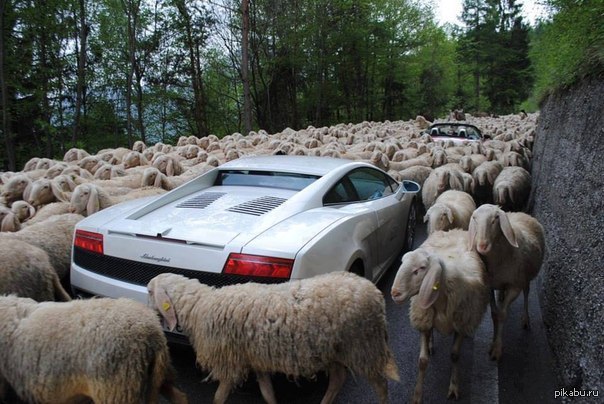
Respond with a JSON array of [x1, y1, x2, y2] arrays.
[[71, 156, 419, 329]]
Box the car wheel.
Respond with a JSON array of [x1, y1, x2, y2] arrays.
[[404, 202, 417, 252]]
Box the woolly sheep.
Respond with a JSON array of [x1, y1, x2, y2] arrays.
[[20, 201, 71, 227], [471, 161, 504, 204], [148, 272, 399, 404], [10, 200, 35, 223], [132, 140, 147, 152], [93, 163, 127, 180], [23, 157, 40, 171], [468, 204, 545, 360], [501, 151, 530, 171], [421, 164, 465, 211], [43, 162, 68, 179], [152, 154, 184, 176], [123, 151, 150, 168], [459, 154, 487, 174], [423, 190, 476, 234], [63, 147, 90, 163], [0, 295, 187, 404], [492, 166, 531, 211], [25, 178, 68, 208], [1, 213, 84, 280], [391, 229, 489, 403], [0, 206, 20, 232], [69, 183, 166, 217], [0, 239, 71, 302], [0, 174, 31, 206]]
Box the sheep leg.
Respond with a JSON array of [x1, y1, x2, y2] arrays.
[[447, 332, 464, 400], [320, 363, 347, 404], [521, 284, 531, 330], [489, 289, 499, 346], [412, 330, 431, 404], [257, 372, 277, 404], [490, 287, 521, 361], [213, 380, 234, 404]]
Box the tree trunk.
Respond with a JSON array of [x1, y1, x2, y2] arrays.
[[72, 0, 87, 146], [0, 0, 15, 171], [241, 0, 252, 135]]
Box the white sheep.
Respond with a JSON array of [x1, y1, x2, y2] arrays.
[[0, 238, 70, 302], [0, 295, 187, 404], [421, 163, 465, 211], [467, 204, 545, 360], [123, 150, 150, 168], [25, 178, 69, 208], [0, 213, 84, 280], [423, 190, 476, 234], [132, 139, 147, 152], [152, 154, 184, 176], [0, 206, 20, 232], [0, 174, 31, 206], [459, 154, 487, 173], [472, 160, 504, 205], [20, 201, 71, 227], [10, 200, 35, 223], [63, 147, 90, 163], [148, 271, 399, 404], [69, 183, 166, 216], [492, 166, 531, 211], [391, 229, 489, 403]]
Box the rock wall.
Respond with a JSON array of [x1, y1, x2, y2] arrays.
[[529, 74, 604, 392]]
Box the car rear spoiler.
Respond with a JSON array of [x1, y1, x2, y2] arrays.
[[395, 180, 421, 201]]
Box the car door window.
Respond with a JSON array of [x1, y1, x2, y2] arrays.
[[324, 168, 395, 205]]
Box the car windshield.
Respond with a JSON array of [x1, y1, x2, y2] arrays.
[[215, 170, 320, 191], [430, 125, 481, 140]]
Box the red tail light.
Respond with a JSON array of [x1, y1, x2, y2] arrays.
[[223, 253, 293, 279], [74, 230, 104, 254]]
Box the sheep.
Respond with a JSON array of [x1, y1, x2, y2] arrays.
[[24, 178, 69, 208], [0, 239, 71, 302], [467, 204, 545, 361], [0, 174, 31, 205], [501, 151, 530, 170], [122, 150, 150, 168], [141, 166, 212, 191], [423, 190, 476, 234], [152, 154, 184, 176], [63, 147, 89, 162], [390, 229, 489, 403], [0, 213, 84, 280], [10, 200, 35, 223], [148, 271, 399, 404], [69, 183, 166, 217], [0, 295, 187, 404], [132, 139, 147, 152], [459, 154, 487, 174], [492, 166, 532, 211], [77, 155, 104, 174], [93, 162, 127, 180], [23, 157, 40, 171], [60, 165, 94, 180], [0, 206, 20, 232], [421, 164, 465, 211], [43, 161, 68, 178], [20, 201, 71, 227], [472, 161, 504, 205]]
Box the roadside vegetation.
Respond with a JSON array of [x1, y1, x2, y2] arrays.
[[0, 0, 602, 170]]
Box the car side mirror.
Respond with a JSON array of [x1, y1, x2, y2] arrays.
[[395, 180, 421, 201]]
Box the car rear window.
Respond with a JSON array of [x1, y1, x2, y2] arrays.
[[215, 170, 320, 191]]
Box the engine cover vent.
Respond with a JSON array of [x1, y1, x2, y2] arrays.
[[176, 192, 226, 209], [226, 196, 287, 216]]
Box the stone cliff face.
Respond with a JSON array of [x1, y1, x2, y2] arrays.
[[530, 74, 604, 392]]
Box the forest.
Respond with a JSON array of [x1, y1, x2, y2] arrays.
[[0, 0, 602, 171]]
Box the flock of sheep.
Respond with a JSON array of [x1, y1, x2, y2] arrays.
[[0, 111, 545, 403]]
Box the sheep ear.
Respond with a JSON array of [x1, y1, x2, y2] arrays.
[[27, 204, 36, 220], [445, 206, 454, 223], [1, 214, 18, 232], [498, 210, 518, 248], [51, 182, 67, 202], [153, 286, 177, 332], [139, 153, 149, 165], [166, 159, 174, 176], [449, 174, 463, 190], [86, 186, 100, 216], [467, 217, 476, 251], [22, 182, 32, 202], [418, 256, 443, 309]]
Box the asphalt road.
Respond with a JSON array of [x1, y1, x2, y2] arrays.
[[165, 222, 559, 403]]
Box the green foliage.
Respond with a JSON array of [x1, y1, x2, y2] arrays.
[[530, 0, 604, 101]]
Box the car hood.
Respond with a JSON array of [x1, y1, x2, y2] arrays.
[[100, 186, 309, 248]]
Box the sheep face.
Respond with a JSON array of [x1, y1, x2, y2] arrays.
[[69, 185, 98, 216], [1, 176, 30, 204], [391, 249, 444, 309], [467, 204, 518, 255], [11, 201, 35, 222], [27, 179, 64, 207]]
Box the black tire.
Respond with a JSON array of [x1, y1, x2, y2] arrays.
[[404, 201, 417, 252]]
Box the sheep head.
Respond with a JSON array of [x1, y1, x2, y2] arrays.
[[1, 175, 31, 205], [70, 184, 101, 217], [424, 204, 454, 233], [391, 249, 444, 309], [467, 204, 518, 255], [27, 179, 66, 207], [11, 200, 35, 222]]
